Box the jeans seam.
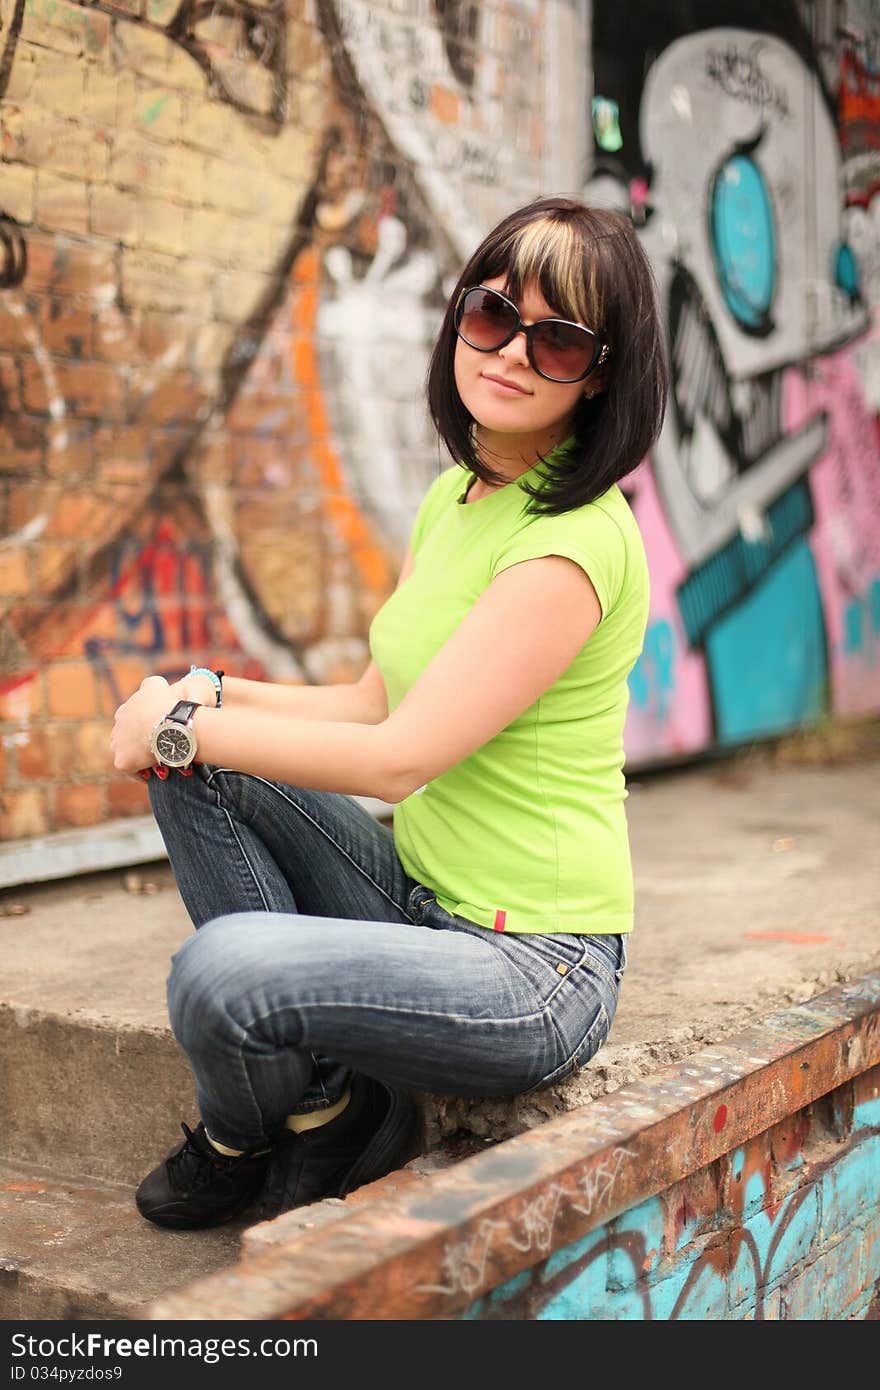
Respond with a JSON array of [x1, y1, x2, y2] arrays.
[[493, 939, 616, 1091], [201, 770, 335, 1104], [581, 952, 620, 996], [212, 770, 416, 926], [239, 998, 551, 1034], [226, 810, 270, 910], [526, 1000, 609, 1092], [202, 774, 271, 914], [617, 934, 629, 979]]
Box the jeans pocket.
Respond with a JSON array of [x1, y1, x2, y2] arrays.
[[495, 930, 589, 1002], [517, 935, 625, 1094]]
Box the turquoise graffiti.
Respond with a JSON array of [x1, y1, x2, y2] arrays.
[[463, 1100, 880, 1319], [844, 580, 880, 660], [710, 152, 777, 334], [628, 620, 675, 728]]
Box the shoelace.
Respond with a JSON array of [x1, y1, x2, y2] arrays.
[[167, 1122, 232, 1192]]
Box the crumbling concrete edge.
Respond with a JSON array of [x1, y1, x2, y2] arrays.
[[147, 969, 880, 1321]]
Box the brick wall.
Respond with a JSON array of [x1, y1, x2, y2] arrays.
[[2, 0, 880, 849]]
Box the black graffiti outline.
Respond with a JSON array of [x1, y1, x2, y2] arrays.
[[0, 212, 27, 287], [167, 0, 288, 128], [706, 39, 792, 119]]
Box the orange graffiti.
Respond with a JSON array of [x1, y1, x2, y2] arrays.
[[431, 85, 461, 124], [839, 50, 880, 127], [745, 931, 833, 944], [290, 247, 394, 600]]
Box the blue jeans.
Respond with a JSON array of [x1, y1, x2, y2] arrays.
[[149, 765, 628, 1152]]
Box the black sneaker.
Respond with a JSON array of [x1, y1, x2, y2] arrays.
[[257, 1074, 422, 1221], [136, 1121, 272, 1230]]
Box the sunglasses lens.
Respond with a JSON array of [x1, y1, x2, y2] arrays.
[[530, 321, 598, 381], [457, 288, 518, 351], [456, 286, 603, 382]]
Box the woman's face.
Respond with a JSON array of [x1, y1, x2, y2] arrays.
[[453, 275, 591, 450]]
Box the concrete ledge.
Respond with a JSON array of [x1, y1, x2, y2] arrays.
[[2, 753, 877, 1316], [146, 969, 880, 1320], [0, 818, 167, 891]]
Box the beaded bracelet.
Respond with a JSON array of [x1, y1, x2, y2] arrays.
[[188, 665, 224, 708]]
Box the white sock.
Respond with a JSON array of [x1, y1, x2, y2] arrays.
[[285, 1088, 352, 1134], [204, 1131, 270, 1158], [204, 1087, 353, 1153]]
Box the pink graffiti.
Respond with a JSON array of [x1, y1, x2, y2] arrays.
[[784, 351, 880, 716], [625, 459, 712, 764]]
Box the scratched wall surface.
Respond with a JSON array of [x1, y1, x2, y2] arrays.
[[0, 0, 879, 843], [459, 1068, 880, 1320]]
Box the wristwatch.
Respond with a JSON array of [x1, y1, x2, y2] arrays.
[[149, 700, 201, 769]]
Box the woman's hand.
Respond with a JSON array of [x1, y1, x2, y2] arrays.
[[110, 675, 178, 776]]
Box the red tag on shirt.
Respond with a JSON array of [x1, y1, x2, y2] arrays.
[[493, 910, 507, 933]]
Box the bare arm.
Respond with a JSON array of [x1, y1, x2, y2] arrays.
[[113, 552, 601, 803], [174, 548, 416, 725], [196, 664, 388, 725]]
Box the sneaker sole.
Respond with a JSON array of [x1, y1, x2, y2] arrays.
[[135, 1187, 263, 1231]]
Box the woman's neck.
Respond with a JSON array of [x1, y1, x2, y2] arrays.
[[472, 424, 572, 486]]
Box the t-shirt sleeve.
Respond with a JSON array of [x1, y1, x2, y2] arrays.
[[491, 504, 627, 620]]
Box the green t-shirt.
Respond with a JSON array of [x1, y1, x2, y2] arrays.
[[368, 455, 650, 935]]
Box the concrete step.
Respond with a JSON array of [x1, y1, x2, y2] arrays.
[[5, 753, 880, 1179], [0, 866, 199, 1187], [0, 1155, 242, 1320], [0, 1004, 198, 1190], [2, 750, 879, 1317], [0, 870, 245, 1318]]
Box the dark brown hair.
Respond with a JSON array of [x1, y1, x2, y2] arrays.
[[426, 196, 669, 514]]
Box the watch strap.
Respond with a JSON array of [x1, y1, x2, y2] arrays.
[[168, 699, 201, 725]]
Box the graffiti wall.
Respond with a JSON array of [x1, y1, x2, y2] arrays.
[[0, 0, 878, 845], [600, 0, 880, 761], [462, 1070, 880, 1320]]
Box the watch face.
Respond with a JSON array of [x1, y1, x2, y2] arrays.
[[153, 724, 195, 767]]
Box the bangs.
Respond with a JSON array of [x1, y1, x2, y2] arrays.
[[485, 216, 605, 328]]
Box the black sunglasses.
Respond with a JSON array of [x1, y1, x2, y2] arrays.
[[454, 285, 609, 384]]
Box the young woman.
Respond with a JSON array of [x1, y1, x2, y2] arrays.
[[110, 196, 668, 1230]]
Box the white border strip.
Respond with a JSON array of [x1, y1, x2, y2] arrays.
[[0, 798, 395, 889]]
